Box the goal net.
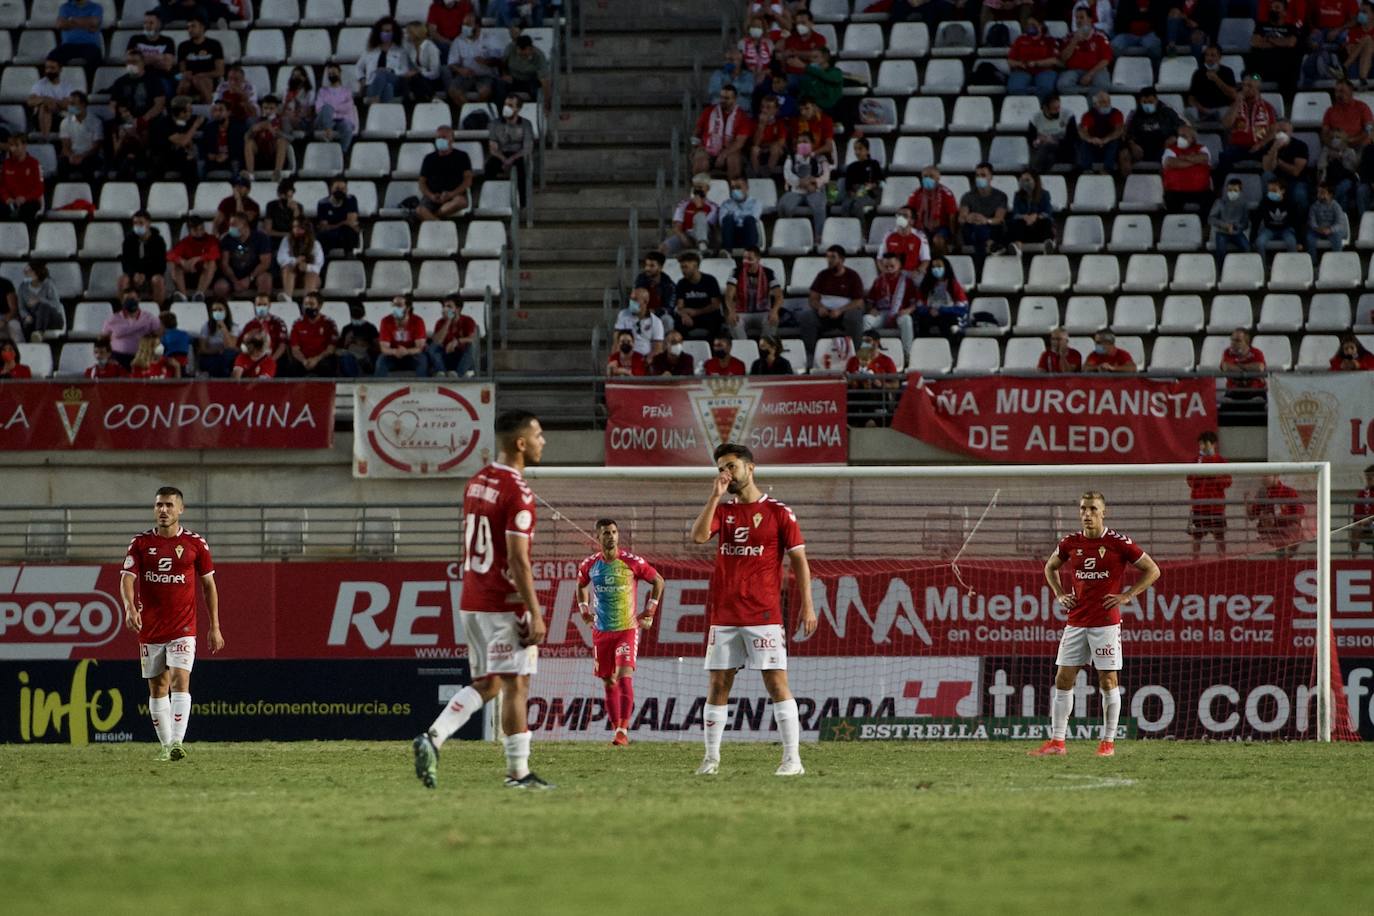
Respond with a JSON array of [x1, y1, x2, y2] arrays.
[[516, 463, 1358, 744]]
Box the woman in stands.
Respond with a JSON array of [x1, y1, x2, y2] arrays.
[[0, 340, 32, 379], [913, 257, 969, 339], [281, 67, 316, 143], [359, 16, 408, 104], [750, 335, 794, 376], [16, 262, 64, 343], [403, 20, 445, 103], [1331, 333, 1374, 371], [129, 333, 177, 379], [278, 218, 325, 303], [1007, 170, 1056, 256], [197, 300, 239, 379]]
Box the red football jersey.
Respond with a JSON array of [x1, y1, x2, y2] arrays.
[[707, 495, 804, 627], [1187, 453, 1232, 515], [460, 463, 537, 613], [121, 528, 214, 644], [1054, 529, 1145, 628]]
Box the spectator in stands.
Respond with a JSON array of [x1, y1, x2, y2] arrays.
[[719, 178, 763, 251], [1058, 7, 1113, 94], [779, 131, 832, 240], [1162, 123, 1214, 213], [1038, 326, 1083, 372], [232, 330, 277, 379], [1308, 181, 1350, 253], [501, 34, 552, 110], [891, 0, 973, 28], [1219, 75, 1277, 176], [1110, 0, 1165, 63], [214, 174, 259, 236], [1120, 87, 1181, 176], [150, 96, 202, 182], [1008, 170, 1056, 254], [1321, 82, 1372, 211], [1247, 475, 1303, 556], [1075, 91, 1125, 174], [1260, 118, 1313, 212], [959, 163, 1009, 264], [177, 17, 225, 104], [1254, 179, 1298, 257], [750, 335, 793, 375], [914, 256, 969, 338], [740, 15, 774, 83], [0, 341, 32, 379], [213, 64, 258, 124], [753, 66, 799, 121], [263, 179, 301, 245], [51, 0, 105, 70], [865, 252, 918, 361], [692, 85, 751, 181], [245, 96, 289, 181], [283, 293, 339, 377], [376, 297, 432, 376], [727, 246, 781, 340], [1251, 0, 1304, 94], [606, 329, 647, 377], [86, 336, 127, 378], [241, 294, 289, 363], [662, 174, 717, 256], [487, 95, 533, 206], [446, 12, 503, 104], [1165, 1, 1211, 59], [403, 20, 445, 102], [838, 137, 884, 219], [704, 332, 747, 376], [711, 49, 755, 105], [111, 49, 168, 125], [1007, 16, 1062, 102], [791, 98, 837, 164], [1028, 93, 1072, 174], [748, 95, 788, 177], [881, 208, 930, 274], [281, 67, 316, 142], [1085, 330, 1137, 372], [0, 136, 44, 223], [1341, 2, 1374, 86], [128, 12, 177, 90], [905, 167, 959, 258], [1221, 327, 1267, 396], [800, 245, 865, 369], [614, 286, 665, 358], [357, 17, 407, 104], [57, 92, 103, 182], [103, 300, 163, 368], [1331, 332, 1374, 369], [648, 329, 695, 376], [1186, 45, 1238, 125], [426, 295, 480, 377], [801, 48, 847, 130], [216, 214, 274, 299], [168, 220, 220, 301], [317, 178, 362, 256], [779, 10, 826, 78], [418, 125, 475, 220], [337, 303, 379, 376], [278, 218, 325, 302], [426, 0, 474, 49], [675, 252, 727, 339], [1209, 178, 1251, 265], [160, 311, 191, 373], [118, 211, 168, 306], [199, 101, 246, 177], [196, 300, 238, 377], [15, 263, 62, 344], [634, 252, 677, 333], [315, 65, 359, 152], [846, 331, 899, 399], [28, 59, 74, 138]]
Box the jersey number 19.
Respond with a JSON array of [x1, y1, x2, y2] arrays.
[[464, 513, 495, 574]]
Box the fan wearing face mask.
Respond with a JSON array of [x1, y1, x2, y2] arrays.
[[238, 294, 289, 364], [358, 16, 408, 104], [118, 211, 168, 308], [648, 330, 696, 377], [377, 297, 435, 377], [1254, 179, 1297, 259], [485, 95, 533, 207], [1160, 123, 1214, 213], [779, 11, 826, 77], [1056, 7, 1112, 95], [606, 330, 647, 378], [86, 337, 128, 379], [1208, 178, 1251, 267], [419, 125, 475, 220], [26, 59, 75, 138], [130, 332, 177, 379], [444, 12, 501, 104], [1185, 45, 1238, 126], [231, 331, 278, 379], [59, 91, 105, 183], [314, 66, 359, 151], [425, 0, 475, 46], [101, 295, 163, 368], [1120, 88, 1180, 176]]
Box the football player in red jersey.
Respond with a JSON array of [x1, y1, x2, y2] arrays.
[[1352, 465, 1374, 556], [120, 486, 222, 761], [413, 410, 554, 790], [690, 443, 817, 776], [1031, 492, 1159, 759]]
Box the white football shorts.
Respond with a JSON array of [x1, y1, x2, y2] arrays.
[[140, 637, 196, 678], [703, 624, 788, 671], [1056, 624, 1122, 671], [461, 610, 538, 678]]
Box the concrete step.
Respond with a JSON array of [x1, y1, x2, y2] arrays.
[[494, 348, 598, 373], [566, 33, 718, 69], [519, 223, 635, 251], [533, 184, 661, 208], [513, 263, 615, 287], [562, 69, 700, 101]]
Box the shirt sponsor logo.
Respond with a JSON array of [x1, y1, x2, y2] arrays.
[[143, 571, 188, 584], [720, 544, 765, 557]]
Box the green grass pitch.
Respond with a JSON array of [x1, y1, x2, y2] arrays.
[[2, 740, 1370, 915]]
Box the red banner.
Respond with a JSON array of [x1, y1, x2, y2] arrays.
[[604, 377, 847, 465], [891, 374, 1216, 463], [0, 381, 335, 450]]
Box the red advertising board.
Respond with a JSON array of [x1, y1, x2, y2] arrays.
[[0, 381, 335, 450], [891, 374, 1216, 463], [604, 377, 847, 465]]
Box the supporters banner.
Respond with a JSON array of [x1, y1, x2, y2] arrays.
[[1268, 374, 1374, 481], [0, 381, 334, 450], [604, 377, 847, 466], [891, 374, 1216, 463], [352, 381, 496, 478]]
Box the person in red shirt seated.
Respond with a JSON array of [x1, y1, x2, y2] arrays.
[[86, 336, 128, 379], [232, 331, 278, 379], [691, 84, 751, 181], [845, 331, 898, 389], [426, 294, 480, 376], [1, 135, 45, 223], [1161, 123, 1214, 212], [879, 208, 930, 273], [1219, 74, 1277, 175], [0, 339, 33, 378], [426, 0, 474, 44], [904, 167, 959, 258], [865, 252, 919, 364], [1084, 331, 1136, 372], [1351, 463, 1374, 556], [128, 333, 177, 379], [284, 292, 340, 377], [1331, 332, 1374, 370], [1037, 327, 1083, 372], [1187, 430, 1232, 559], [1247, 475, 1305, 558], [377, 296, 433, 377], [1342, 2, 1374, 83], [648, 329, 696, 376], [1006, 17, 1062, 102], [1057, 7, 1112, 95], [778, 10, 826, 77], [167, 220, 221, 302], [703, 331, 747, 376], [240, 294, 289, 363], [607, 329, 646, 377], [1220, 327, 1266, 395]]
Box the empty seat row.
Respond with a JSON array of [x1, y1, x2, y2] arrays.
[[995, 293, 1373, 336]]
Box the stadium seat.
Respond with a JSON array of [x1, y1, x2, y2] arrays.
[[841, 23, 884, 59], [1122, 254, 1168, 294], [1257, 294, 1304, 333], [301, 142, 345, 178], [394, 141, 431, 178], [404, 221, 454, 258], [243, 28, 287, 64], [1219, 254, 1265, 291], [1150, 337, 1196, 372], [1112, 58, 1155, 93], [1252, 334, 1293, 370], [811, 0, 849, 22], [1218, 18, 1255, 53], [950, 97, 994, 133], [1296, 334, 1339, 370], [363, 103, 406, 140], [901, 98, 945, 135], [890, 137, 935, 174], [1002, 336, 1046, 371], [347, 142, 393, 179], [79, 222, 123, 259], [1316, 252, 1362, 290], [367, 261, 414, 297], [1120, 175, 1164, 213], [937, 136, 982, 172], [322, 260, 366, 297], [1111, 296, 1158, 334], [461, 221, 506, 259], [1358, 212, 1374, 250], [46, 181, 91, 219], [979, 255, 1024, 294], [1205, 295, 1253, 334], [1307, 293, 1352, 331], [1170, 254, 1216, 292], [1064, 296, 1108, 334], [32, 222, 77, 259], [474, 181, 513, 217], [1110, 336, 1145, 369], [302, 0, 344, 25], [997, 95, 1040, 133], [460, 260, 501, 298], [1157, 214, 1204, 252], [1155, 295, 1204, 335], [1290, 92, 1331, 130], [749, 178, 779, 214], [888, 21, 931, 57], [988, 137, 1029, 172], [923, 59, 966, 94], [408, 101, 452, 138], [1061, 216, 1105, 254], [290, 28, 333, 65], [82, 262, 118, 299], [365, 221, 413, 258], [908, 337, 953, 373], [1071, 175, 1116, 213], [956, 338, 1001, 372], [1074, 255, 1121, 294], [770, 219, 815, 257], [820, 218, 864, 255], [257, 0, 301, 27], [1157, 56, 1197, 93], [14, 31, 56, 65], [1012, 296, 1059, 334], [1268, 253, 1314, 292], [18, 342, 54, 378], [69, 302, 111, 339], [145, 182, 189, 219], [56, 341, 95, 377], [0, 68, 35, 104], [1357, 294, 1374, 331], [94, 182, 142, 220], [966, 297, 1011, 337], [334, 27, 371, 64], [875, 60, 919, 96], [1024, 255, 1071, 294], [417, 260, 463, 298], [1108, 215, 1153, 253], [0, 222, 30, 259]]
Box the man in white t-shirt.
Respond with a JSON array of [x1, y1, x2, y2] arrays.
[[27, 60, 74, 136], [59, 91, 104, 181], [614, 286, 666, 358]]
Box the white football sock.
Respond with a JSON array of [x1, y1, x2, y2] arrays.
[[170, 693, 191, 744], [1101, 687, 1122, 742], [504, 730, 531, 779], [428, 685, 484, 750], [149, 695, 172, 747], [703, 703, 727, 760], [1051, 687, 1073, 741], [773, 698, 800, 761]]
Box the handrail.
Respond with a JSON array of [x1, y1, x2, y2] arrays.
[[614, 245, 627, 295], [483, 286, 496, 372], [670, 126, 681, 202], [505, 180, 519, 349], [628, 206, 639, 267], [655, 167, 666, 238]]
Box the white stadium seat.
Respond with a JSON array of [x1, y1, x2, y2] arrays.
[[1013, 296, 1059, 334], [1123, 254, 1169, 293], [1297, 334, 1339, 370], [1257, 294, 1304, 333], [1074, 255, 1121, 294], [1024, 255, 1071, 294], [1158, 296, 1205, 334], [1112, 296, 1158, 334], [1170, 254, 1217, 292], [1268, 252, 1314, 292], [1307, 294, 1352, 331], [1064, 296, 1108, 334], [1150, 337, 1196, 372]]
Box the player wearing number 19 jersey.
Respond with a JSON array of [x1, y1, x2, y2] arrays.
[[690, 443, 817, 777], [1031, 491, 1159, 758], [412, 410, 554, 790]]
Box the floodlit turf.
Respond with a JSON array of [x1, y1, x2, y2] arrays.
[[1, 740, 1370, 915]]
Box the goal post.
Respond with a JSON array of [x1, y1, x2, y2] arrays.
[[518, 461, 1351, 743]]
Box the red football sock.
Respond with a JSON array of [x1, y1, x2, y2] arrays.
[[604, 680, 621, 729], [618, 676, 634, 729]]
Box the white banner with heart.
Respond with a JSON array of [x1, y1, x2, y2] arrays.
[[352, 382, 495, 478]]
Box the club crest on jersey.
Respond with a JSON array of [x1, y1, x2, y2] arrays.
[[752, 512, 763, 527], [1098, 546, 1106, 558], [175, 545, 185, 559]]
